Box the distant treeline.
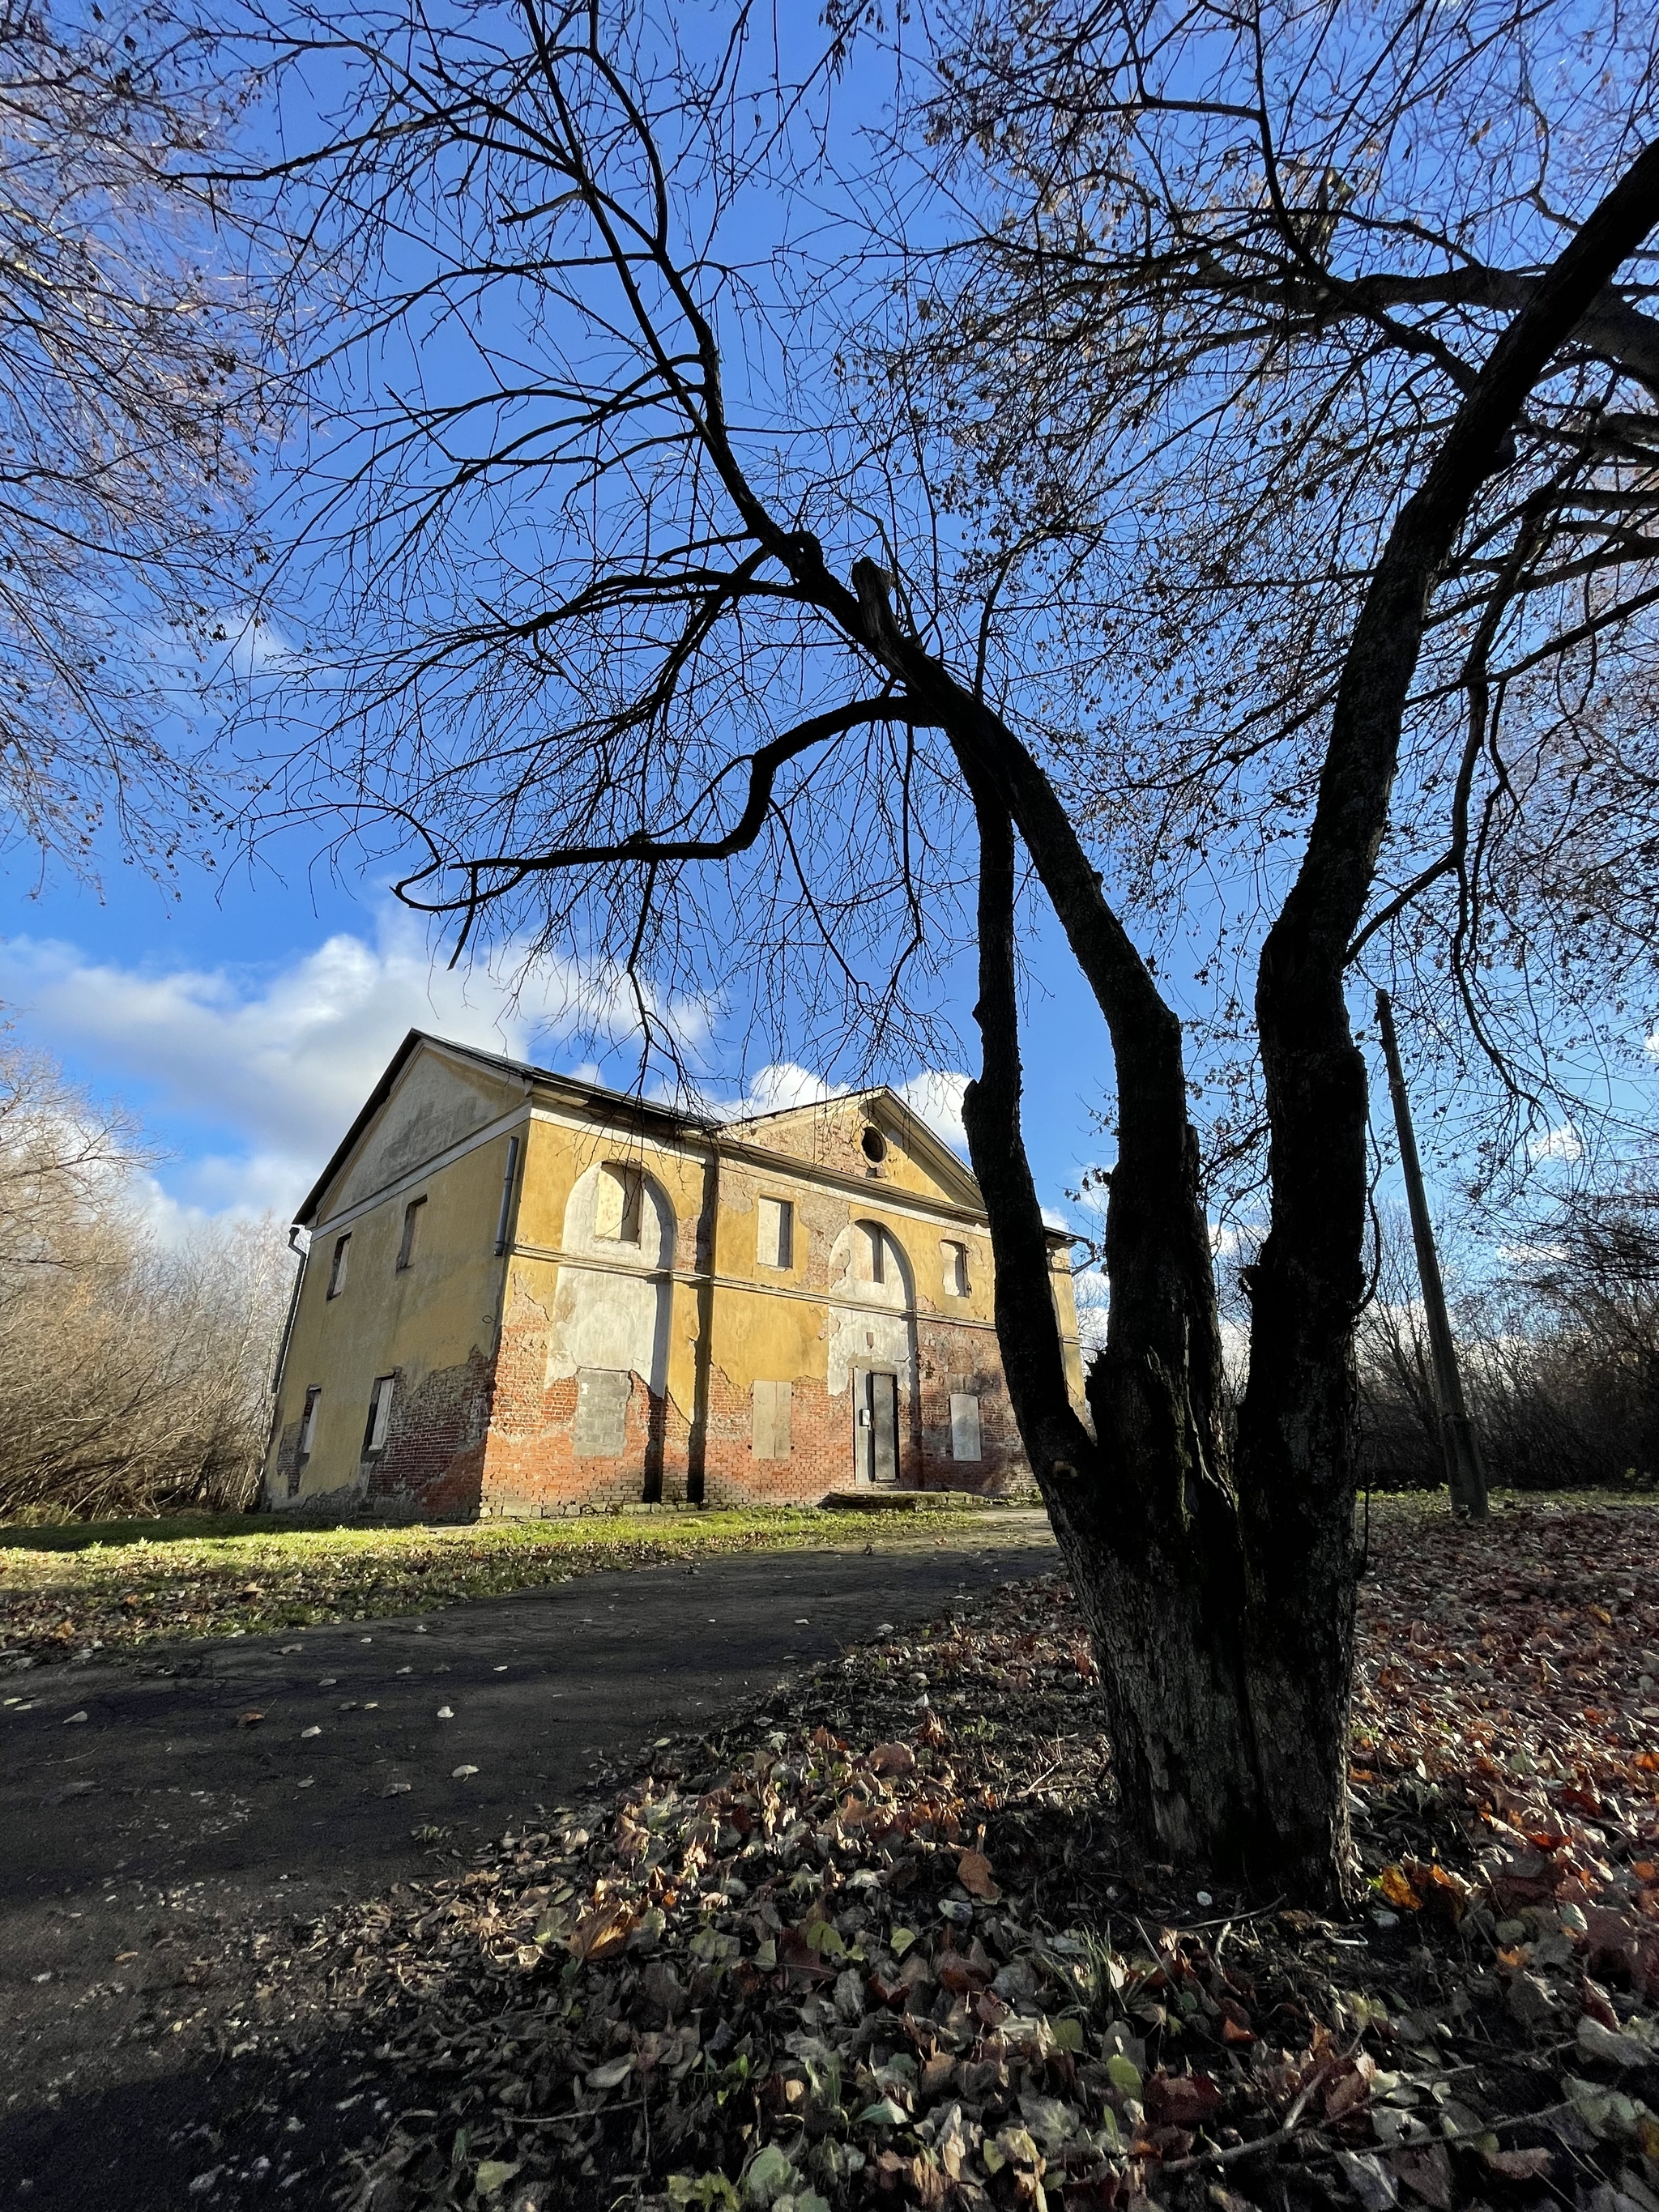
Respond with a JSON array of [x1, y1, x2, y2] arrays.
[[0, 1046, 292, 1522], [1356, 1198, 1659, 1494]]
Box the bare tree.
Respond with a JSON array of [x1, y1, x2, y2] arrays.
[[0, 1038, 150, 1289], [911, 0, 1659, 1201], [0, 1047, 291, 1518], [225, 0, 1659, 1894], [0, 0, 275, 883]]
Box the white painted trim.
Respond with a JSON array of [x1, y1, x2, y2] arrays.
[[521, 1100, 1000, 1237], [504, 1238, 1087, 1345], [310, 1104, 532, 1239], [309, 1087, 1071, 1262]]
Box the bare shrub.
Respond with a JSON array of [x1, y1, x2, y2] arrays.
[[0, 1046, 292, 1521], [1358, 1200, 1659, 1493]]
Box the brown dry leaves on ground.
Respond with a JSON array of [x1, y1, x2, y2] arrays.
[[170, 1501, 1659, 2212]]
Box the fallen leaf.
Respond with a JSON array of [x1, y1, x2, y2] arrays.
[[957, 1849, 1000, 1901], [1388, 2142, 1452, 2210], [1338, 2149, 1399, 2211], [1145, 2071, 1222, 2129], [868, 1741, 915, 1777], [586, 2054, 633, 2091], [1480, 2147, 1554, 2183]]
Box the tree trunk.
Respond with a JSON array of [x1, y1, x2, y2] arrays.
[[959, 771, 1283, 1878]]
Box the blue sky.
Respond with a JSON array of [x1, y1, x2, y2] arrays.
[[1, 2, 1631, 1304], [0, 826, 1116, 1247]]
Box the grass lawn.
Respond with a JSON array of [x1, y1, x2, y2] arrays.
[[0, 1500, 1010, 1663]]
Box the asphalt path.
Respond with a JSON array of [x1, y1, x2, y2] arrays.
[[1, 1515, 1055, 2209]]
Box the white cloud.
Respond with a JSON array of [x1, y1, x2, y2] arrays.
[[895, 1069, 970, 1157], [721, 1062, 849, 1121], [1073, 1264, 1109, 1350], [708, 1062, 973, 1159], [1527, 1123, 1582, 1165], [0, 906, 707, 1225]]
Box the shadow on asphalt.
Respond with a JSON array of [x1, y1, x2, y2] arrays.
[[2, 1520, 1056, 2212]]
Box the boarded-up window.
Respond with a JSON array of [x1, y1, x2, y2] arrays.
[[757, 1195, 794, 1270], [752, 1379, 793, 1460], [364, 1374, 396, 1455], [298, 1386, 322, 1458], [397, 1196, 426, 1270], [940, 1239, 969, 1298], [949, 1392, 983, 1462], [574, 1367, 631, 1456], [594, 1162, 643, 1243], [327, 1232, 351, 1298]]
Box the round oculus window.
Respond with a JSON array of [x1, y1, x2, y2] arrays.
[[861, 1127, 888, 1163]]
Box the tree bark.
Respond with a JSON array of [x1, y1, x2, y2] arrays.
[[958, 768, 1265, 1873], [1232, 138, 1659, 1894], [948, 139, 1659, 1895]]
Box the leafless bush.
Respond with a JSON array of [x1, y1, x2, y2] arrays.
[[1357, 1200, 1659, 1493], [0, 1046, 293, 1521]]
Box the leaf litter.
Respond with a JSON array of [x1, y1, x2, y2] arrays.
[[145, 1499, 1659, 2212]]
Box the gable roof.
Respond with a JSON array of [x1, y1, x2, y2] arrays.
[[719, 1085, 983, 1211], [292, 1029, 1005, 1231], [292, 1029, 714, 1229]]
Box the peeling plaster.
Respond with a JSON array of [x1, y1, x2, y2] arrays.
[[826, 1219, 916, 1400], [547, 1160, 677, 1403]]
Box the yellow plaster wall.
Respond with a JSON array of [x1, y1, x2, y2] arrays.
[[272, 1046, 1077, 1508], [271, 1130, 515, 1499], [507, 1108, 711, 1419], [322, 1049, 522, 1217]]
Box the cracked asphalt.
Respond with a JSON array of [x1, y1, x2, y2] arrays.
[[0, 1514, 1055, 2210]]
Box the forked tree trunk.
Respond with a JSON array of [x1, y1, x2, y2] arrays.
[[959, 769, 1347, 1894], [942, 144, 1659, 1901]]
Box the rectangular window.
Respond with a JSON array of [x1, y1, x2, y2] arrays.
[[752, 1379, 793, 1460], [594, 1162, 642, 1243], [493, 1134, 521, 1255], [757, 1195, 794, 1270], [298, 1385, 322, 1459], [949, 1392, 983, 1463], [326, 1232, 351, 1298], [397, 1195, 426, 1271], [364, 1374, 396, 1456], [940, 1239, 969, 1298]]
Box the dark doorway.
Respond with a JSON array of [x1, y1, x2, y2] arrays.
[[853, 1368, 899, 1486]]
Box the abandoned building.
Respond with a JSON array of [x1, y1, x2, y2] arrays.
[[263, 1030, 1082, 1516]]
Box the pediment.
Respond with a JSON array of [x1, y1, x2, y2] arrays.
[[724, 1087, 983, 1211]]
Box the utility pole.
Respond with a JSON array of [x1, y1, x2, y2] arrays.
[[1374, 990, 1489, 1520]]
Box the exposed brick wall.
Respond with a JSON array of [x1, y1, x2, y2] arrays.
[[694, 1368, 851, 1507], [365, 1349, 495, 1519], [480, 1370, 699, 1515], [267, 1416, 305, 1505], [271, 1204, 1032, 1523], [478, 1289, 696, 1513], [913, 1318, 1025, 1493]]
